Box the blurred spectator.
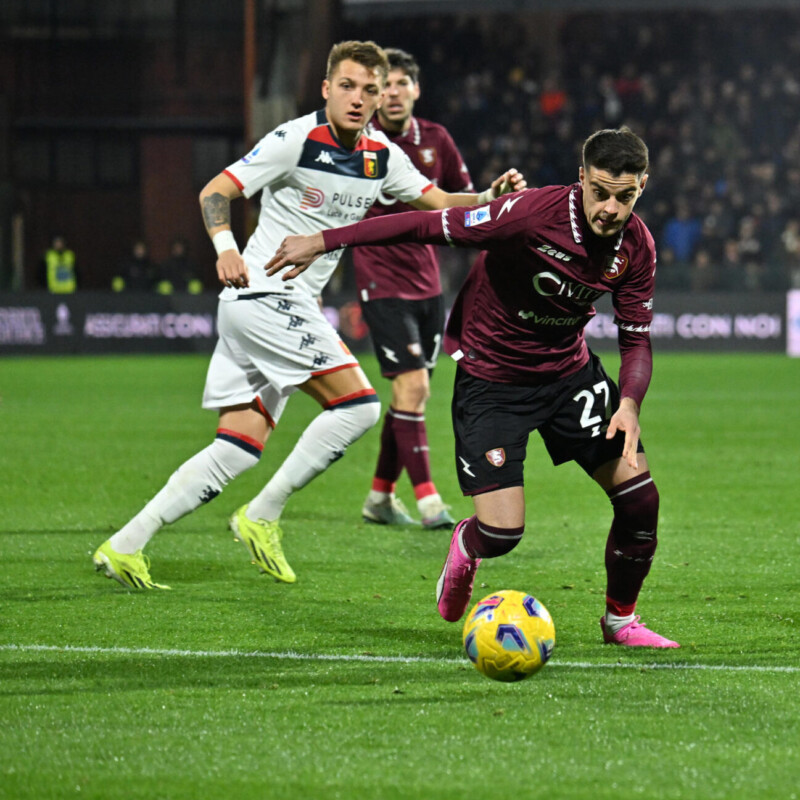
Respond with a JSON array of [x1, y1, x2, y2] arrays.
[[39, 234, 77, 294], [689, 249, 717, 292], [112, 239, 156, 292], [780, 219, 800, 289], [156, 238, 204, 295], [718, 239, 746, 291], [655, 247, 689, 291], [661, 200, 703, 263]]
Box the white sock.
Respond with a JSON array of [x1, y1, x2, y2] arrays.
[[603, 611, 636, 634], [418, 493, 443, 517], [367, 489, 392, 505], [109, 437, 260, 554], [248, 400, 380, 522]]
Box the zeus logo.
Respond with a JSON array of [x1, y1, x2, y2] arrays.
[[497, 195, 523, 218], [532, 271, 603, 305], [381, 345, 398, 363]]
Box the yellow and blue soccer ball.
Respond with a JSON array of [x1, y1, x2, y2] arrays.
[[462, 590, 555, 682]]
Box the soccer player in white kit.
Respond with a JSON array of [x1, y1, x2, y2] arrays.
[[92, 40, 524, 589]]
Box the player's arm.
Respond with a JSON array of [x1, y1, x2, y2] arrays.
[[409, 168, 525, 210], [265, 209, 445, 280], [605, 236, 656, 469], [605, 327, 652, 469], [266, 189, 532, 280], [199, 172, 247, 289]]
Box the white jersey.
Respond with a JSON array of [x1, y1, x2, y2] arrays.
[[221, 108, 433, 299]]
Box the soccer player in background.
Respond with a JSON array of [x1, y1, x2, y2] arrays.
[[357, 49, 473, 530], [266, 127, 680, 648], [92, 40, 524, 590]]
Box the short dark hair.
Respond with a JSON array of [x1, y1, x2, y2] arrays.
[[582, 127, 649, 177], [326, 40, 389, 83], [385, 48, 420, 83]]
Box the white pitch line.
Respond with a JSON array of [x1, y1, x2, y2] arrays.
[[1, 643, 798, 674]]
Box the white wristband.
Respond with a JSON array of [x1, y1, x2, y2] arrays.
[[476, 187, 496, 205], [212, 230, 240, 256]]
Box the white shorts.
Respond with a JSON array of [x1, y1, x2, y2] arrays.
[[202, 292, 360, 425]]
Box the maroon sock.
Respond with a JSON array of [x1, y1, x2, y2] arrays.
[[372, 410, 401, 489], [460, 515, 525, 559], [604, 472, 659, 615], [391, 409, 436, 498]]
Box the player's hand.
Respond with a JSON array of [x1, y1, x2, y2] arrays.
[[606, 397, 641, 470], [265, 233, 326, 280], [491, 168, 527, 197], [216, 250, 249, 289]]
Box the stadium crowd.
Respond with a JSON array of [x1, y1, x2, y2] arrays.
[[349, 9, 800, 293]]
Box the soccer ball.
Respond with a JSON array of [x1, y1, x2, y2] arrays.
[[462, 590, 555, 682]]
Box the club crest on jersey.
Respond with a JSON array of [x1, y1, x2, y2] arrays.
[[363, 151, 378, 178], [465, 207, 491, 227], [485, 448, 506, 467], [604, 253, 629, 280], [418, 147, 437, 166]]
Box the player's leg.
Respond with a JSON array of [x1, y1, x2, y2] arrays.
[[592, 455, 678, 647], [245, 363, 381, 527], [93, 311, 274, 589], [361, 296, 451, 527], [94, 402, 270, 589], [548, 353, 678, 647], [407, 295, 454, 528], [436, 369, 533, 621]]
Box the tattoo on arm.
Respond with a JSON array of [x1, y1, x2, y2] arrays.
[[202, 193, 231, 231]]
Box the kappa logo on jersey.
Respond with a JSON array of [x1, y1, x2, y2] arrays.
[[240, 146, 261, 164], [300, 187, 325, 210], [485, 448, 506, 467], [642, 298, 653, 310], [363, 151, 378, 178], [315, 150, 335, 166], [418, 147, 437, 166], [465, 207, 491, 227], [603, 253, 629, 280]]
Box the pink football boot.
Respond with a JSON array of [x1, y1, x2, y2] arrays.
[[601, 615, 680, 648]]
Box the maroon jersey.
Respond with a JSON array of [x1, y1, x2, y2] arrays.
[[352, 116, 473, 301], [324, 183, 657, 403]]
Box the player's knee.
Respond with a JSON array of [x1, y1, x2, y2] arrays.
[[332, 394, 381, 440], [607, 472, 659, 544], [468, 518, 525, 559], [393, 370, 430, 410], [212, 430, 262, 475]]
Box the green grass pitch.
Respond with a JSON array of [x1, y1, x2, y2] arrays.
[[1, 351, 798, 799]]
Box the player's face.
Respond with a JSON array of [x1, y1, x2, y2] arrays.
[[322, 59, 385, 145], [376, 69, 420, 132], [580, 166, 648, 238]]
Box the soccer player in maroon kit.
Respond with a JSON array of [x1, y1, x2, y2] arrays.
[[267, 127, 679, 648], [357, 49, 474, 530]]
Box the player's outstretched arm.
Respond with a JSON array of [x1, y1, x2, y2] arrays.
[[266, 208, 449, 281], [199, 172, 248, 289], [410, 167, 526, 210]]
